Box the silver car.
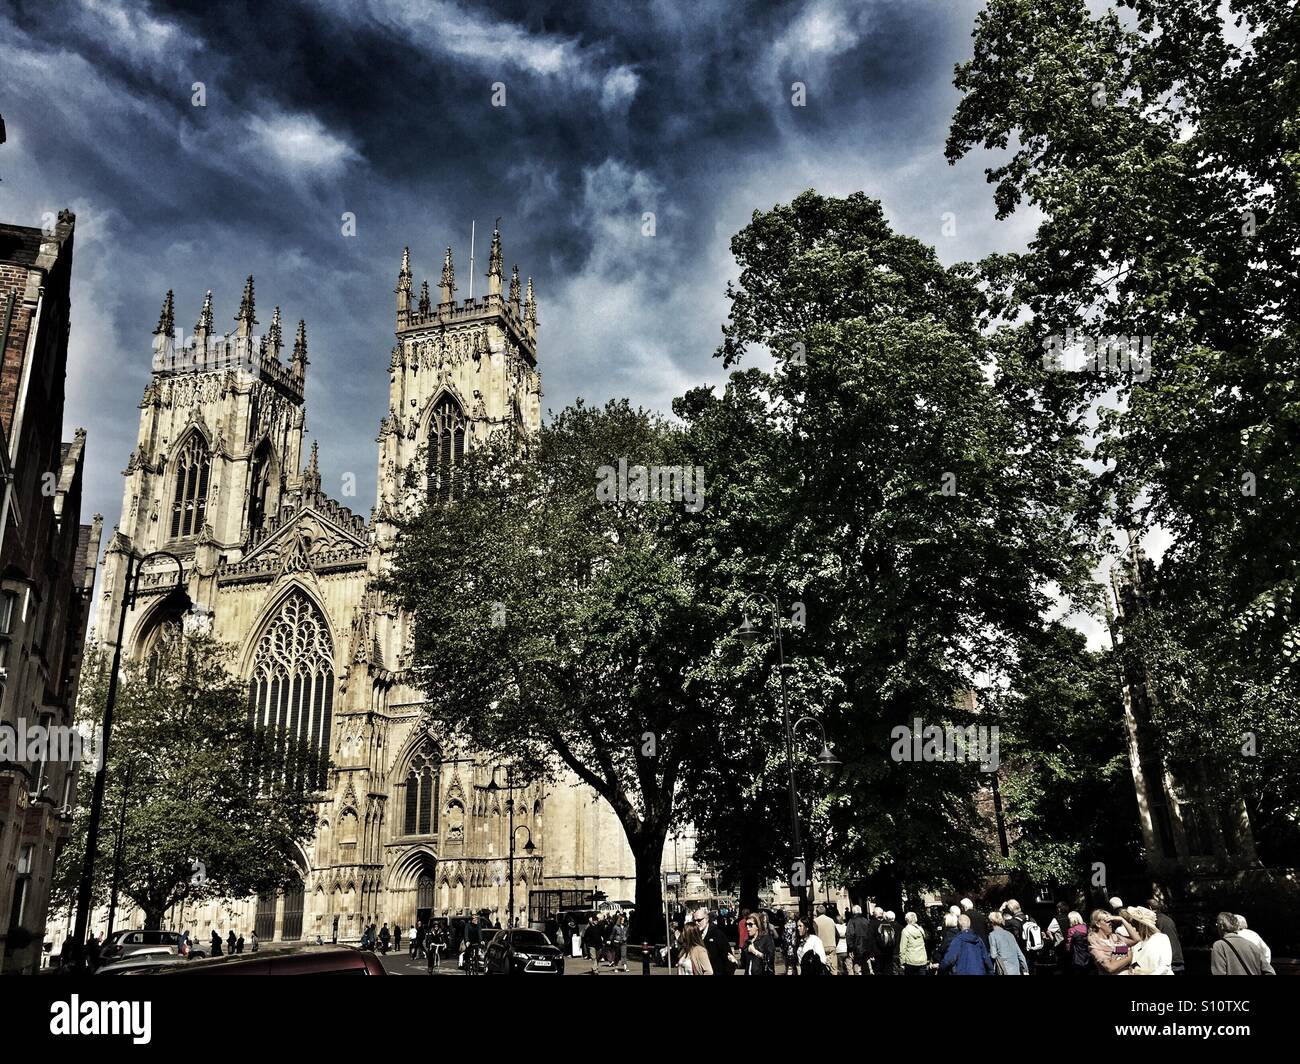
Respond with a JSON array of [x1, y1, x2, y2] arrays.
[[98, 929, 185, 964]]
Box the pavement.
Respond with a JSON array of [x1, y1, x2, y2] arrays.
[[378, 946, 679, 976]]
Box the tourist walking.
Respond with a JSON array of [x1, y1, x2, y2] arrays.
[[960, 898, 990, 945], [1121, 906, 1172, 975], [899, 912, 930, 975], [1087, 909, 1135, 974], [939, 914, 994, 975], [795, 917, 828, 975], [814, 905, 839, 975], [1064, 912, 1091, 974], [1233, 915, 1271, 968], [988, 911, 1028, 975], [739, 912, 775, 975], [1210, 912, 1275, 975], [677, 924, 713, 975], [846, 905, 871, 975], [1147, 899, 1184, 974], [583, 915, 603, 973], [694, 908, 734, 976], [609, 913, 629, 972]]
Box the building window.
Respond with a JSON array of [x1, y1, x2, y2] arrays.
[[427, 395, 466, 504], [403, 747, 440, 837], [170, 434, 211, 538], [248, 445, 272, 535], [142, 618, 183, 683], [247, 593, 334, 789], [0, 590, 16, 674], [8, 845, 33, 933]]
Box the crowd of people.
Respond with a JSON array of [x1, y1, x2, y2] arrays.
[[667, 895, 1278, 976]]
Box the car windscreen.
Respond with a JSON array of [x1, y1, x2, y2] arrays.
[[511, 931, 552, 948]]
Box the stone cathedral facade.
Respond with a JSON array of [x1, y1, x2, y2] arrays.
[[92, 227, 642, 943]]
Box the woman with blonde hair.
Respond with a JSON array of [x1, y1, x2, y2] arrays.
[[677, 922, 713, 975], [899, 912, 930, 975], [1086, 908, 1135, 974], [1122, 906, 1173, 975]]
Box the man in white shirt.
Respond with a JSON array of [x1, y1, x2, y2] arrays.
[[1234, 915, 1270, 965]]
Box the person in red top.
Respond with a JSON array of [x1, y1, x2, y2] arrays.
[[738, 909, 751, 950]]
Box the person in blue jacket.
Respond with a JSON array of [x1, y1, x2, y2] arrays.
[[940, 914, 995, 975]]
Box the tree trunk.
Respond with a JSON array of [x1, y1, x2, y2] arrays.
[[738, 867, 762, 912], [143, 905, 164, 931], [627, 832, 667, 946]]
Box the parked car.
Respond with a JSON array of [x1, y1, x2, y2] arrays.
[[483, 928, 564, 975], [150, 944, 386, 975], [98, 929, 185, 965], [96, 951, 193, 976]]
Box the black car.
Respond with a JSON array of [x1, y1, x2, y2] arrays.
[[484, 928, 564, 975]]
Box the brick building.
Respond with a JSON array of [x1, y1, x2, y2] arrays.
[[0, 210, 101, 973]]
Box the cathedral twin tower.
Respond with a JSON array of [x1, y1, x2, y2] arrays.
[[96, 226, 625, 940]]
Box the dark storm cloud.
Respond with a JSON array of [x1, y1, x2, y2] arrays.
[[0, 0, 1023, 615]]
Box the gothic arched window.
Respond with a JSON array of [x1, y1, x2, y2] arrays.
[[403, 746, 439, 837], [142, 618, 183, 684], [248, 593, 334, 789], [170, 433, 211, 539], [427, 394, 466, 504]]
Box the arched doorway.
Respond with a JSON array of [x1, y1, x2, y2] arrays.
[[282, 881, 305, 941], [417, 872, 435, 929]]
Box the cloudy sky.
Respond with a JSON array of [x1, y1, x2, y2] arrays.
[[2, 0, 1049, 591]]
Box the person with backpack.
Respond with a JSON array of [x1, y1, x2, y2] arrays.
[[795, 917, 829, 975], [988, 911, 1029, 975], [1004, 899, 1042, 972], [1210, 912, 1275, 975], [899, 912, 930, 975], [939, 914, 994, 975], [875, 911, 898, 975]]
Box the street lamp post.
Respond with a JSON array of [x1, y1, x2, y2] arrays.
[[71, 551, 207, 966], [736, 593, 839, 919], [487, 765, 533, 928]]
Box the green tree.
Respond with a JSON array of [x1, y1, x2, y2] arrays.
[[390, 401, 714, 940], [52, 634, 321, 930], [948, 0, 1300, 861], [676, 191, 1100, 901]]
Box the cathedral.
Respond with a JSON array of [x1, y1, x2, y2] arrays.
[[92, 226, 649, 943]]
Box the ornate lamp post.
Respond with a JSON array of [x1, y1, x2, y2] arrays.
[[71, 551, 211, 966], [487, 765, 534, 927], [735, 593, 838, 918]]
